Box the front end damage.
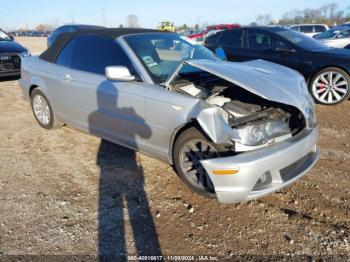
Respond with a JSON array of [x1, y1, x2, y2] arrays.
[[166, 59, 319, 203]]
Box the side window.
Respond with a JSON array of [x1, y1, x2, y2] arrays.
[[248, 31, 271, 49], [315, 26, 326, 33], [70, 35, 136, 76], [248, 31, 288, 50], [300, 26, 313, 33], [220, 30, 243, 47], [55, 38, 76, 67], [271, 37, 289, 50], [205, 32, 222, 44]]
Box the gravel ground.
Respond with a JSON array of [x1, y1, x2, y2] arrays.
[[0, 38, 349, 260]]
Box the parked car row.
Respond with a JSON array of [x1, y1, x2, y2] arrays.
[[205, 26, 350, 105], [9, 30, 51, 37], [184, 24, 241, 44]]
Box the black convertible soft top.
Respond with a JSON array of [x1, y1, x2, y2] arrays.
[[40, 28, 168, 63]]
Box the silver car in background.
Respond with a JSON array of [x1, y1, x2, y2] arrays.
[[314, 27, 350, 49], [19, 28, 319, 204]]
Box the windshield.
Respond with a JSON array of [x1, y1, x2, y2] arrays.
[[275, 29, 329, 50], [125, 33, 218, 83], [0, 29, 12, 41], [315, 30, 339, 39]]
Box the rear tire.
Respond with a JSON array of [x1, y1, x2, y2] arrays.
[[30, 89, 62, 129], [309, 67, 350, 105], [173, 127, 228, 198]]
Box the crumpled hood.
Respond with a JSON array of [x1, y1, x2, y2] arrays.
[[185, 59, 313, 114]]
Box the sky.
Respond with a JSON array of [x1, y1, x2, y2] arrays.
[[1, 0, 349, 30]]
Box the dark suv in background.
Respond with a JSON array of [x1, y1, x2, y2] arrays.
[[0, 28, 30, 78], [205, 26, 350, 105]]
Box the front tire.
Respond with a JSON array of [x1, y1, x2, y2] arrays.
[[309, 67, 350, 105], [31, 89, 61, 129], [173, 127, 227, 198]]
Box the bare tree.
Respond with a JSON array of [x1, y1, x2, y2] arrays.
[[274, 2, 349, 26], [256, 14, 272, 25], [35, 24, 55, 32], [126, 15, 140, 28]]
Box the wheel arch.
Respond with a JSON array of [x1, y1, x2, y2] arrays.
[[168, 119, 213, 165], [28, 76, 49, 97], [29, 84, 39, 97]]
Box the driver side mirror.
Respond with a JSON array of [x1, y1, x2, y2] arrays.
[[9, 35, 14, 41], [105, 66, 135, 82]]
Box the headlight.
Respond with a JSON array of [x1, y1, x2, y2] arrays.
[[19, 50, 31, 58], [235, 120, 291, 146]]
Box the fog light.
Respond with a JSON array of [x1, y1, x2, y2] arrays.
[[253, 171, 272, 191]]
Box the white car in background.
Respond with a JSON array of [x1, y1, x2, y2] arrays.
[[289, 24, 329, 37], [314, 28, 350, 49]]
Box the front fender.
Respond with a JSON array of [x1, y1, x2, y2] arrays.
[[30, 76, 48, 95], [168, 101, 236, 164], [195, 106, 235, 144]]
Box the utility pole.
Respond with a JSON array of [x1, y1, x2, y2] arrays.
[[196, 16, 202, 27], [102, 8, 106, 26], [70, 13, 75, 24]]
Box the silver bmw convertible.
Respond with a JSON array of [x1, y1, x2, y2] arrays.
[[19, 28, 319, 204]]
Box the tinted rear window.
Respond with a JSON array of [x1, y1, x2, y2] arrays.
[[220, 30, 243, 47], [300, 26, 313, 33]]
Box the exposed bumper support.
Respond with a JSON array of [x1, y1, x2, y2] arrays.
[[200, 128, 319, 204]]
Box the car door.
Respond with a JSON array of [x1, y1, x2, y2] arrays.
[[55, 35, 150, 149], [216, 29, 248, 62], [243, 29, 298, 70]]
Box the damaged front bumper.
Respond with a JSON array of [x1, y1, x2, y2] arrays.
[[200, 128, 319, 204]]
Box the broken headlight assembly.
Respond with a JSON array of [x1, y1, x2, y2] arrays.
[[234, 120, 291, 146]]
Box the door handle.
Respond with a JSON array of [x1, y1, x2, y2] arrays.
[[63, 74, 75, 81]]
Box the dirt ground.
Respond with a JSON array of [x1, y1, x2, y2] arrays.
[[0, 37, 349, 260]]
